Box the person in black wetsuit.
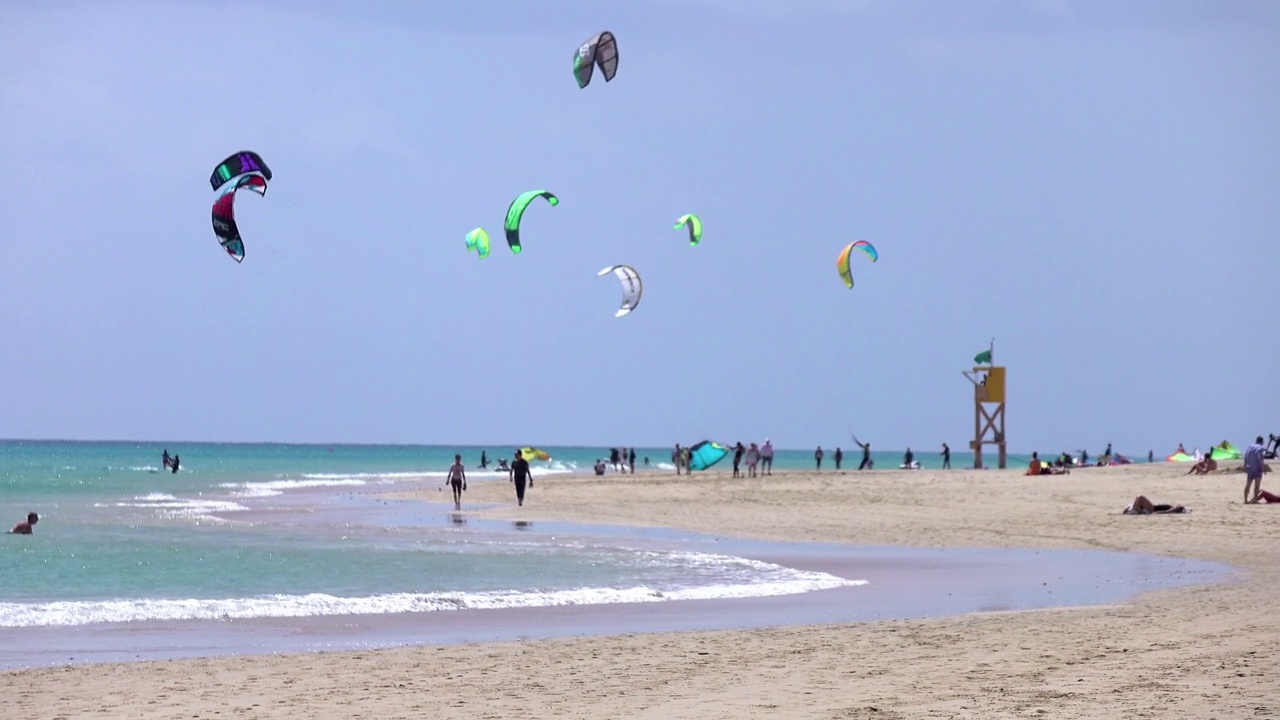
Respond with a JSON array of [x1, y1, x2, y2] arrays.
[[510, 449, 532, 507], [479, 450, 488, 469], [732, 442, 745, 477], [834, 447, 843, 470], [942, 443, 951, 469], [171, 455, 180, 474]]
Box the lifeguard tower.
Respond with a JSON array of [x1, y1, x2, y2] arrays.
[[962, 341, 1007, 469]]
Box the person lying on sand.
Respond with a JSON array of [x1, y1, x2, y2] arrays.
[[1122, 496, 1187, 515], [1187, 455, 1218, 475], [1250, 490, 1280, 504]]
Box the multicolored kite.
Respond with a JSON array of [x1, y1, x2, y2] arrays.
[[837, 240, 878, 289], [465, 228, 491, 259], [210, 151, 271, 192], [210, 174, 269, 263]]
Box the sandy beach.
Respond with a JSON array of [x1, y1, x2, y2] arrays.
[[8, 461, 1278, 718]]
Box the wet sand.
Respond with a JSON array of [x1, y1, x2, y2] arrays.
[[7, 461, 1279, 718]]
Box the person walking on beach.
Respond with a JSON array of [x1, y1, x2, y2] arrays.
[[853, 436, 872, 470], [760, 439, 774, 475], [746, 443, 760, 477], [510, 449, 532, 507], [834, 447, 843, 470], [942, 442, 951, 469], [732, 442, 745, 478], [8, 512, 37, 534], [446, 454, 467, 510], [628, 448, 636, 474], [814, 446, 824, 470], [1244, 436, 1266, 504], [672, 444, 683, 475]]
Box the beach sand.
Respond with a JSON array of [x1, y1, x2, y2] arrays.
[[8, 462, 1279, 718]]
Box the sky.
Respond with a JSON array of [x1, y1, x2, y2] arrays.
[[0, 0, 1275, 453]]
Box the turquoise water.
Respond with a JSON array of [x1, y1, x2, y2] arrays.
[[0, 441, 864, 628], [0, 441, 1226, 669]]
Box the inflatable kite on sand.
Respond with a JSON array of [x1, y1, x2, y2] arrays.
[[687, 441, 728, 471]]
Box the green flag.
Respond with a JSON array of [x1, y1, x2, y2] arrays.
[[974, 349, 992, 365]]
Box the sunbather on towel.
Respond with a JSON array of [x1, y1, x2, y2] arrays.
[[1122, 495, 1187, 515]]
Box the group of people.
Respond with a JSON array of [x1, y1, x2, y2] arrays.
[[724, 440, 774, 477], [1123, 435, 1276, 515], [447, 449, 536, 510]]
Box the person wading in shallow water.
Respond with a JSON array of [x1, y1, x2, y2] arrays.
[[510, 449, 533, 507], [9, 512, 38, 534], [446, 454, 467, 510]]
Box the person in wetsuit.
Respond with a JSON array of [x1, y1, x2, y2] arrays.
[[171, 455, 180, 474], [942, 443, 951, 469], [479, 450, 488, 469], [162, 449, 172, 470], [510, 449, 532, 507]]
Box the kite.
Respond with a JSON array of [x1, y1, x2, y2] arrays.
[[519, 447, 551, 462], [675, 214, 702, 246], [465, 228, 491, 259], [836, 240, 878, 289], [211, 186, 257, 263], [687, 441, 728, 471], [596, 264, 643, 317], [573, 31, 618, 89], [210, 151, 272, 192], [504, 190, 558, 254]]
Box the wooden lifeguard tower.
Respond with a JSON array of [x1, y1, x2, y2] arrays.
[[963, 340, 1007, 469]]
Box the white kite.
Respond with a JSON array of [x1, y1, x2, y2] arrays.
[[596, 264, 643, 317]]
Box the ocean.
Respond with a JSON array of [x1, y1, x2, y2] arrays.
[[0, 441, 868, 627], [1, 440, 1215, 669]]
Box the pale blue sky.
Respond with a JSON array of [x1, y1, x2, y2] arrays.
[[0, 0, 1275, 454]]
